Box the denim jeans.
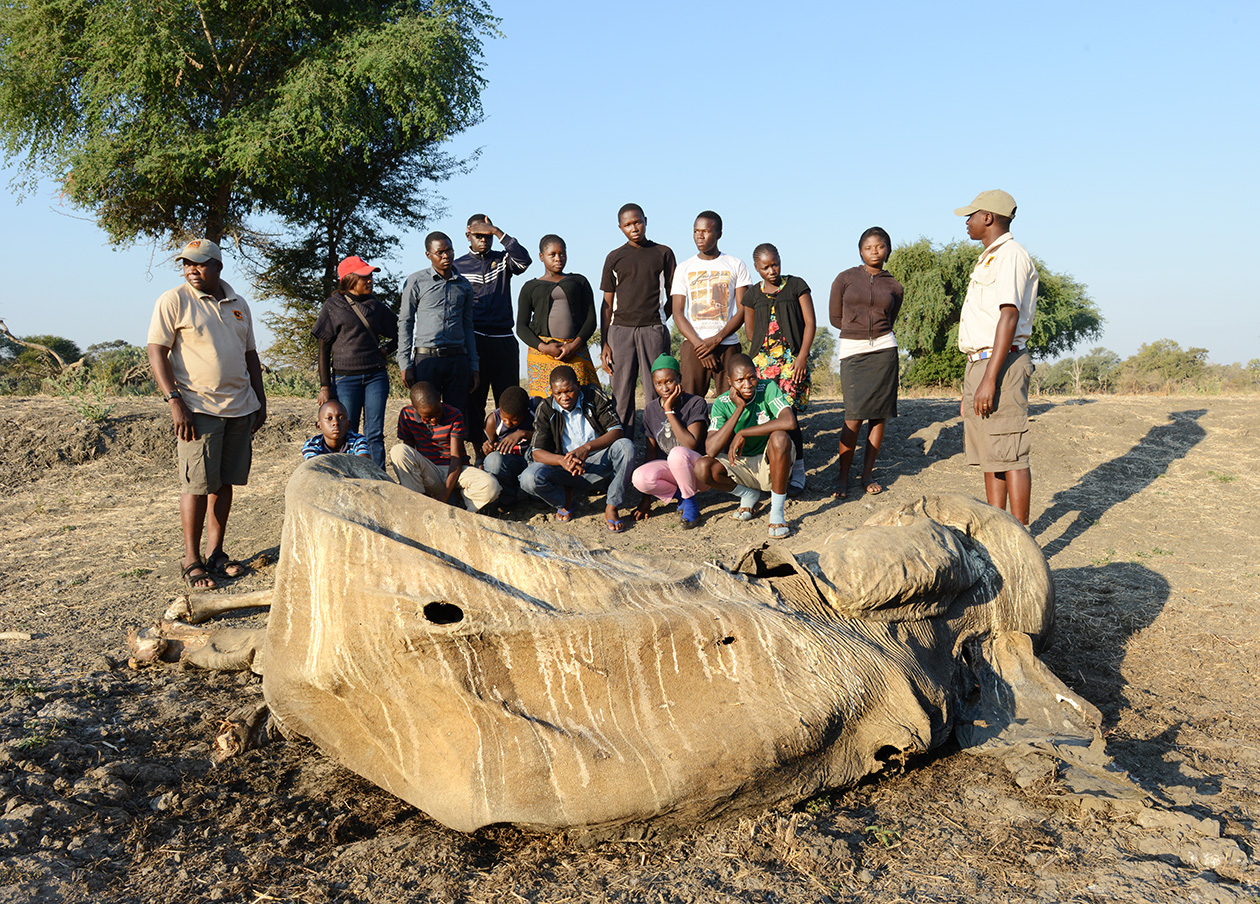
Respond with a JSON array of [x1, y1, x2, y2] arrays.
[[519, 438, 636, 510], [482, 451, 528, 506], [333, 369, 390, 468]]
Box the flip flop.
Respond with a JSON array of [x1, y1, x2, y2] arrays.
[[865, 482, 883, 496], [730, 507, 754, 522], [206, 550, 248, 578], [182, 560, 218, 592], [605, 518, 625, 533], [768, 523, 790, 540], [555, 508, 573, 523], [831, 485, 848, 499]]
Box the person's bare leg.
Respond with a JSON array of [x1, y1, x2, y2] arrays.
[[204, 484, 233, 558], [696, 456, 735, 493], [181, 493, 208, 567], [1005, 467, 1031, 525], [834, 420, 861, 497], [180, 493, 215, 588], [861, 419, 886, 492], [767, 431, 791, 496], [984, 471, 1009, 514]]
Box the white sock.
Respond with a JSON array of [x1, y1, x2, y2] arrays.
[[732, 484, 760, 509]]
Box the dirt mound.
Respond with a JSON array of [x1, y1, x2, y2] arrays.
[[0, 396, 313, 487]]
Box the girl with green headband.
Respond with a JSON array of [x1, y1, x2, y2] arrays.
[[630, 353, 710, 529]]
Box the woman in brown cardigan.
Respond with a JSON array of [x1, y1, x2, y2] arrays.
[[828, 227, 904, 497]]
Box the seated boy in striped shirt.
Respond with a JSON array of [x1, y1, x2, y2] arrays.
[[303, 400, 372, 460], [389, 382, 501, 513]]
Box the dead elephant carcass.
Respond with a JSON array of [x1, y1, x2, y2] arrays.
[[263, 456, 1061, 834]]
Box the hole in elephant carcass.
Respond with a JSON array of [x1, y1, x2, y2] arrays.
[[719, 636, 735, 645], [745, 547, 798, 578], [874, 745, 909, 770], [423, 601, 464, 625]]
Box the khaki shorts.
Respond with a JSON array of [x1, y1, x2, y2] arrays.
[[963, 352, 1032, 472], [723, 442, 797, 493], [178, 413, 254, 494], [389, 443, 501, 513]]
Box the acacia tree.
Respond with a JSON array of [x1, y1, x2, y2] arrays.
[[887, 239, 1103, 387], [1032, 347, 1121, 395], [0, 0, 496, 354], [1115, 339, 1209, 392]]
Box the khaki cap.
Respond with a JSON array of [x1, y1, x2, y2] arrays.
[[176, 238, 223, 263], [954, 190, 1017, 218]]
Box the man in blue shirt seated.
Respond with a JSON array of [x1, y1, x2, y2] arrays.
[[520, 366, 637, 532]]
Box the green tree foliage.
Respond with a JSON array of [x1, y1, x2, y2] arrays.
[[808, 326, 836, 375], [1032, 347, 1121, 395], [0, 333, 83, 373], [0, 0, 495, 243], [1115, 340, 1208, 391], [1, 0, 496, 363], [83, 341, 156, 392], [887, 239, 1103, 387], [0, 333, 83, 392]]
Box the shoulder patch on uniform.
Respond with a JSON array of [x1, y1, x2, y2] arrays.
[[233, 310, 244, 320]]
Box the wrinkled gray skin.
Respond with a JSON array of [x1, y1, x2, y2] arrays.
[[258, 456, 1069, 835]]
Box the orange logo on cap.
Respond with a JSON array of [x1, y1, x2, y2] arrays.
[[233, 310, 244, 321]]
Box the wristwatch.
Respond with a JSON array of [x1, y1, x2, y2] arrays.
[[164, 389, 182, 401]]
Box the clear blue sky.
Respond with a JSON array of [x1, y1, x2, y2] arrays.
[[2, 1, 1257, 365]]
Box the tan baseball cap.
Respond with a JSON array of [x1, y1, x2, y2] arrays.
[[954, 190, 1017, 218], [176, 238, 223, 263]]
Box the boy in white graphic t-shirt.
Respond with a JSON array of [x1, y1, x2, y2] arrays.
[[669, 210, 753, 398]]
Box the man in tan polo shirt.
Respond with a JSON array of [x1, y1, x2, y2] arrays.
[[954, 190, 1039, 525], [147, 239, 267, 590]]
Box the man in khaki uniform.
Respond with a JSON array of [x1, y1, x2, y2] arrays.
[[955, 190, 1039, 525], [147, 239, 267, 590]]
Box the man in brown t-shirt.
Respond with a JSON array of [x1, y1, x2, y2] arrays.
[[146, 239, 267, 591], [599, 203, 677, 438]]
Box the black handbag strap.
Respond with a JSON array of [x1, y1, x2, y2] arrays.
[[344, 296, 388, 363]]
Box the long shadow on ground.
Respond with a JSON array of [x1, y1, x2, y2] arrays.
[[805, 398, 967, 497], [1046, 562, 1176, 796], [1031, 409, 1207, 559]]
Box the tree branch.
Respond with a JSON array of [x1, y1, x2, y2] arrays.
[[0, 320, 82, 373]]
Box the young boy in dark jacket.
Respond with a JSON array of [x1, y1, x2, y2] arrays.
[[520, 366, 637, 531]]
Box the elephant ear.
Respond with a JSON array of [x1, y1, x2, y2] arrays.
[[812, 517, 985, 622]]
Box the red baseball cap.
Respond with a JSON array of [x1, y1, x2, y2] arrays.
[[337, 255, 381, 280]]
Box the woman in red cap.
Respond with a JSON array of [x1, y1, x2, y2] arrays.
[[311, 256, 398, 468]]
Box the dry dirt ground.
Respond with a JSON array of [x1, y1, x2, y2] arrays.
[[0, 392, 1257, 903]]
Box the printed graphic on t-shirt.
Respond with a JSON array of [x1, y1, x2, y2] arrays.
[[685, 271, 732, 336], [654, 418, 677, 454]]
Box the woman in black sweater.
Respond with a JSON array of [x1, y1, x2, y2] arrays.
[[312, 255, 397, 468]]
